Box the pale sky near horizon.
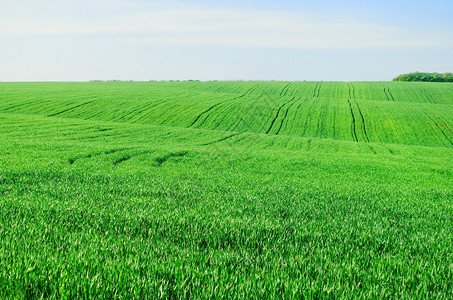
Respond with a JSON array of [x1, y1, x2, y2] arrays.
[[1, 0, 452, 81]]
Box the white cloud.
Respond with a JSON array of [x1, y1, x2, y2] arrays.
[[1, 2, 451, 49]]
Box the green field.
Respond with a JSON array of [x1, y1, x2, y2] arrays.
[[1, 81, 452, 298]]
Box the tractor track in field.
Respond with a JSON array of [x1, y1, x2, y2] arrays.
[[47, 100, 95, 117], [383, 88, 390, 101], [203, 102, 233, 131], [275, 97, 297, 135], [386, 147, 395, 155], [383, 88, 392, 102], [194, 93, 253, 128], [210, 101, 248, 132], [347, 99, 358, 142], [347, 83, 356, 99], [118, 100, 164, 121], [387, 88, 396, 101], [437, 116, 453, 134], [266, 98, 295, 135], [367, 145, 377, 155], [240, 85, 259, 97], [192, 105, 221, 128], [429, 116, 453, 145], [280, 83, 292, 96], [354, 101, 370, 142], [317, 82, 323, 97], [312, 82, 322, 98], [189, 93, 250, 128], [422, 88, 436, 104], [189, 104, 222, 127]]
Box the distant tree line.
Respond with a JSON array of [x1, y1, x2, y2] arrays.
[[393, 72, 453, 82]]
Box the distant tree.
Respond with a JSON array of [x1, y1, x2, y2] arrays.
[[393, 72, 453, 82]]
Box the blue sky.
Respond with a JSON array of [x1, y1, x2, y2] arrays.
[[1, 0, 452, 81]]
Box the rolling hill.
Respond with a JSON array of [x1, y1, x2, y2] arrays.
[[0, 81, 452, 298]]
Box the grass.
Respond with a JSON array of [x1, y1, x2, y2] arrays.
[[0, 81, 452, 298]]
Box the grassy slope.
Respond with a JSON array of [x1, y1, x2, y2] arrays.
[[0, 82, 452, 298], [1, 81, 452, 146]]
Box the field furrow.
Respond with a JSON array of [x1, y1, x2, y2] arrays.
[[429, 116, 453, 145], [355, 101, 370, 142], [347, 99, 359, 142], [438, 116, 453, 133], [0, 81, 451, 147], [275, 98, 296, 135]]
